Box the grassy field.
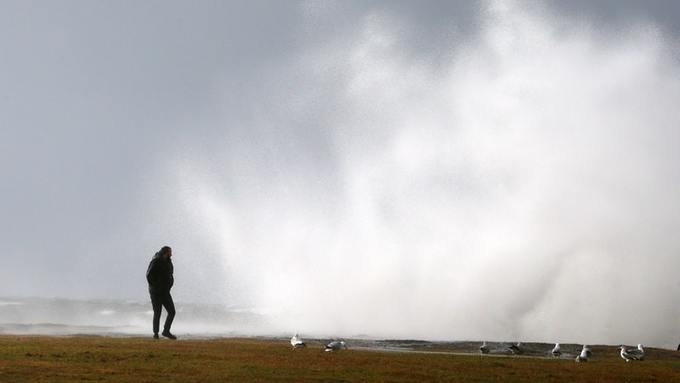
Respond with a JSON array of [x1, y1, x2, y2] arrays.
[[2, 336, 680, 382]]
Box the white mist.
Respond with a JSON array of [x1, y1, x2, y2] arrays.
[[160, 2, 680, 347]]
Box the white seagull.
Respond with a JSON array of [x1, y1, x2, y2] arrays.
[[325, 340, 347, 352], [620, 345, 644, 362], [290, 333, 306, 349], [551, 343, 561, 358], [583, 345, 592, 357], [479, 341, 490, 354], [575, 346, 589, 362]]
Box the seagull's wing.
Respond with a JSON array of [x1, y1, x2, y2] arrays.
[[621, 348, 642, 361]]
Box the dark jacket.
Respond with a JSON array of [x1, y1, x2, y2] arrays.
[[146, 252, 174, 295]]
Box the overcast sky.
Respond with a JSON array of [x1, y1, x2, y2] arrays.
[[2, 0, 680, 344]]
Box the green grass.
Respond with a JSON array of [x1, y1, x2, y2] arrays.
[[1, 336, 680, 382]]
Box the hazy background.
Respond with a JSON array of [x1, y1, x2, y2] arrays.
[[2, 0, 680, 347]]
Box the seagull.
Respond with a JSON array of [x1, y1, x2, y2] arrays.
[[583, 345, 592, 357], [325, 340, 347, 352], [508, 342, 523, 355], [625, 344, 645, 360], [479, 341, 490, 354], [575, 346, 589, 362], [620, 345, 644, 362], [551, 343, 561, 358], [290, 333, 306, 349]]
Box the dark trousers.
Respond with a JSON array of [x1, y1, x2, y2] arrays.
[[151, 292, 175, 334]]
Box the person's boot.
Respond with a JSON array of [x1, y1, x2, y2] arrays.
[[162, 330, 177, 340], [153, 333, 159, 339]]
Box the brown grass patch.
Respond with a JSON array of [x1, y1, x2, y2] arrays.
[[0, 336, 679, 382]]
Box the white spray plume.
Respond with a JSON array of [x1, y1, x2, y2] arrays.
[[161, 2, 680, 347]]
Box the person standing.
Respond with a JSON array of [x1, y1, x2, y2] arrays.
[[146, 246, 177, 339]]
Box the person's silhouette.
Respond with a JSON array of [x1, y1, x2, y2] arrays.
[[146, 246, 177, 339]]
